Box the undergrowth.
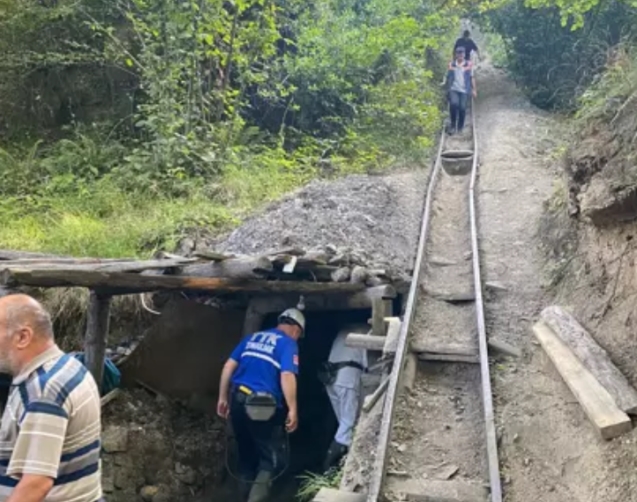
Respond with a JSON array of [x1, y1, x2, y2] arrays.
[[296, 469, 343, 501]]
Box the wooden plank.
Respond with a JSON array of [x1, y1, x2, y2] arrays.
[[386, 478, 488, 502], [193, 250, 236, 261], [533, 321, 632, 439], [313, 488, 365, 502], [100, 388, 122, 408], [0, 258, 195, 273], [418, 353, 479, 364], [411, 341, 477, 357], [362, 377, 390, 413], [426, 290, 475, 303], [383, 318, 402, 355], [0, 269, 366, 295], [371, 297, 387, 336], [84, 291, 111, 391], [0, 249, 71, 260], [541, 306, 637, 414]]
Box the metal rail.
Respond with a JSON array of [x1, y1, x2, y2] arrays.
[[469, 102, 503, 502], [365, 101, 502, 502], [366, 128, 446, 502]]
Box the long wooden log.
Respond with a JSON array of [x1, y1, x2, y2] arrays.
[[533, 322, 632, 440], [541, 306, 637, 414], [0, 249, 70, 260], [84, 291, 111, 392], [175, 256, 273, 279], [0, 268, 366, 295], [0, 259, 195, 274]]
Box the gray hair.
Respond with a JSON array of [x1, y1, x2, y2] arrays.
[[2, 296, 54, 340]]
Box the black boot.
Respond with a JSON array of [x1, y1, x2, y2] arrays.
[[323, 440, 348, 472]]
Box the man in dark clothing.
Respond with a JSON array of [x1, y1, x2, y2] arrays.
[[445, 46, 476, 135], [454, 30, 479, 61], [217, 308, 304, 502]]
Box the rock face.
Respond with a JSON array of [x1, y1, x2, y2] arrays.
[[579, 176, 637, 226], [101, 389, 226, 502]]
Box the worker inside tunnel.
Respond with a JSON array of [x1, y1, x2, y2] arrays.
[[227, 308, 377, 501]]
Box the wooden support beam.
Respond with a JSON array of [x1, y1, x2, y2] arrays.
[[243, 299, 265, 336], [175, 256, 273, 279], [371, 297, 387, 336], [345, 333, 385, 351], [533, 322, 632, 440], [0, 259, 195, 274], [100, 388, 122, 408], [84, 291, 111, 392], [250, 285, 397, 314], [0, 269, 366, 295], [383, 318, 402, 355], [385, 478, 488, 502], [418, 353, 479, 364], [541, 306, 637, 414]]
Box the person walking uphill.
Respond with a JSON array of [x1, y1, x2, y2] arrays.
[[0, 294, 102, 502], [217, 308, 305, 502], [453, 30, 480, 61], [445, 46, 476, 135]]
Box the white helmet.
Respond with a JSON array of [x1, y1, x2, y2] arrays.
[[278, 308, 306, 332]]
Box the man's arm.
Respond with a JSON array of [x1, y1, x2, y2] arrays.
[[217, 359, 238, 418], [6, 474, 54, 502], [281, 371, 298, 432]]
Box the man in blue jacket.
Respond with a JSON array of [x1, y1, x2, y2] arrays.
[[217, 308, 305, 502], [445, 46, 477, 135]]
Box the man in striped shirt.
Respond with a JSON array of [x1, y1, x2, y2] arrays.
[[0, 294, 102, 502]]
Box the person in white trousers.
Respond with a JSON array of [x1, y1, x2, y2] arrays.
[[322, 327, 367, 471]]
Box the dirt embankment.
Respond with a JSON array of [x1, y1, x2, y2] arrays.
[[539, 66, 637, 501]]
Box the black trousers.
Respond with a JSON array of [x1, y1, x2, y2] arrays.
[[449, 90, 468, 130], [230, 391, 287, 482]]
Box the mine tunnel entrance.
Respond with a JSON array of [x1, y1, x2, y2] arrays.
[[239, 309, 373, 501], [116, 298, 390, 502], [209, 307, 380, 501]]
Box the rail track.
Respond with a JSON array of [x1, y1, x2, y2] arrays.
[[364, 101, 502, 502]]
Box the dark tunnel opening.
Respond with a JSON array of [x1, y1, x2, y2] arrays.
[[216, 307, 379, 501]]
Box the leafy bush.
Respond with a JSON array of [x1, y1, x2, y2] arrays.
[[484, 0, 637, 110]]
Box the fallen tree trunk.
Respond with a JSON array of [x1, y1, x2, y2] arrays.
[[541, 306, 637, 415], [174, 256, 273, 279]]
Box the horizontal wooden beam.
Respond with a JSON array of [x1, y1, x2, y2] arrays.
[[0, 268, 366, 295], [345, 333, 385, 351], [0, 259, 195, 274], [250, 285, 397, 314]]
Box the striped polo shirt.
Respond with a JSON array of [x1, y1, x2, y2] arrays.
[[0, 346, 102, 502]]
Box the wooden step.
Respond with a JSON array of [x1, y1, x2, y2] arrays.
[[386, 478, 488, 502]]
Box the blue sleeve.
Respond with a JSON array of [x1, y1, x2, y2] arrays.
[[279, 339, 298, 374], [229, 337, 247, 362]]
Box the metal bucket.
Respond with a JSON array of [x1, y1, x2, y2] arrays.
[[441, 150, 474, 176]]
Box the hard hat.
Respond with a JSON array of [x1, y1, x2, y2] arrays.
[[278, 308, 306, 332]]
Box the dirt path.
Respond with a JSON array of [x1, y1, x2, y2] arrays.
[[474, 60, 627, 502]]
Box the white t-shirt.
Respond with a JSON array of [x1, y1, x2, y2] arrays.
[[328, 330, 368, 389]]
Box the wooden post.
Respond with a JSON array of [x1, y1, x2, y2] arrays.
[[243, 299, 265, 336], [84, 291, 111, 392]]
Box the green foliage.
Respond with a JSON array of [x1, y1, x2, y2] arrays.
[[296, 469, 343, 501], [0, 0, 456, 257], [484, 0, 637, 109]]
